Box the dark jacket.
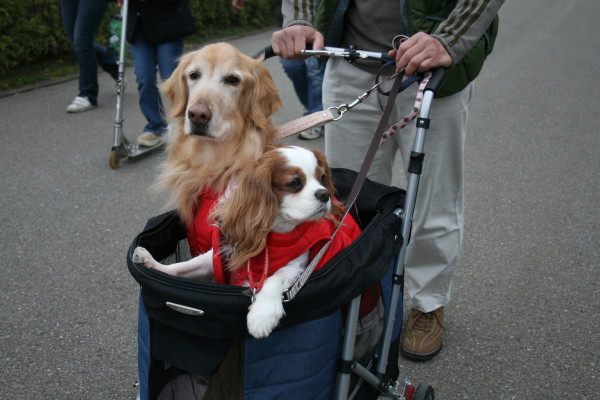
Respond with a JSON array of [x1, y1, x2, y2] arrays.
[[125, 0, 195, 45]]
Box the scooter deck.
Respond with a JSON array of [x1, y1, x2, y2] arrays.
[[127, 142, 166, 159], [109, 139, 165, 169]]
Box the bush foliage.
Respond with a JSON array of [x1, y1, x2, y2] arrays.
[[0, 0, 275, 76]]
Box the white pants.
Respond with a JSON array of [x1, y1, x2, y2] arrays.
[[323, 58, 474, 313]]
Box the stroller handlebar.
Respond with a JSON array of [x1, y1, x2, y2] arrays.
[[425, 68, 446, 95], [253, 45, 446, 94], [252, 45, 277, 60]]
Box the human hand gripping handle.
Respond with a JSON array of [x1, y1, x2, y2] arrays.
[[388, 32, 453, 76], [272, 25, 325, 60]]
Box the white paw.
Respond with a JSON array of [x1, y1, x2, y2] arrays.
[[132, 247, 152, 266], [246, 299, 285, 338]]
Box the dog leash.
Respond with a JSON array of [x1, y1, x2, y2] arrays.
[[275, 67, 405, 140], [274, 37, 420, 140], [282, 69, 432, 302]]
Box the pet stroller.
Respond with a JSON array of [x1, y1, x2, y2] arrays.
[[109, 0, 165, 169], [127, 46, 445, 400]]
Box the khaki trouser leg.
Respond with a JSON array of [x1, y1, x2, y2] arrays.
[[323, 58, 473, 313]]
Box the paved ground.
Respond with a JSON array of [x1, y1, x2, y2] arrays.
[[1, 1, 598, 398]]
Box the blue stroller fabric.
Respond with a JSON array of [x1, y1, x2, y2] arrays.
[[137, 298, 342, 400], [242, 312, 341, 399]]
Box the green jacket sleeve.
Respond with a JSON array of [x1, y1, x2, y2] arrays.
[[431, 0, 505, 65], [281, 0, 318, 29]]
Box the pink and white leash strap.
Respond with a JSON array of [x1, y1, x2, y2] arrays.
[[378, 70, 431, 147]]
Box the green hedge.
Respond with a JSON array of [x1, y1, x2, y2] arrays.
[[0, 0, 276, 76]]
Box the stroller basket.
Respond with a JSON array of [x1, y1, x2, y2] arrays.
[[128, 168, 406, 398]]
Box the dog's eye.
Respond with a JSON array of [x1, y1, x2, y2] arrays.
[[285, 178, 303, 190], [223, 75, 240, 86], [189, 71, 200, 80], [320, 173, 326, 184]]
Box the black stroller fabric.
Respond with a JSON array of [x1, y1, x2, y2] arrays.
[[127, 168, 404, 376]]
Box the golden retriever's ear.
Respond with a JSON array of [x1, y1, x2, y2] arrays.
[[160, 52, 193, 118], [212, 157, 279, 271], [246, 59, 282, 129]]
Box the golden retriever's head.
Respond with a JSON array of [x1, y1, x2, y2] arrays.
[[157, 43, 282, 224], [160, 42, 281, 141]]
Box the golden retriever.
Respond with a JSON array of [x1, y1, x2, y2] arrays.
[[158, 42, 282, 229]]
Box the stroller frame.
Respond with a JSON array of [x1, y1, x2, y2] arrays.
[[335, 81, 439, 400], [109, 0, 165, 169]]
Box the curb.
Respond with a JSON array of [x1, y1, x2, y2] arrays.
[[0, 74, 79, 99]]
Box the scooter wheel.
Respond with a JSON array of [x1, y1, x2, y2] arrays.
[[413, 384, 434, 400], [109, 149, 121, 169]]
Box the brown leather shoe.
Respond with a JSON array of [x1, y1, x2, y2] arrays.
[[401, 307, 444, 361]]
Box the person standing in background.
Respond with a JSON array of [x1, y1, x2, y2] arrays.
[[122, 0, 195, 147], [61, 0, 119, 113], [273, 0, 503, 360]]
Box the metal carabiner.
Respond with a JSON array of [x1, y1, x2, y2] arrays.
[[328, 105, 349, 121]]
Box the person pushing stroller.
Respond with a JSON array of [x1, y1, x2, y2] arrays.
[[272, 0, 504, 360]]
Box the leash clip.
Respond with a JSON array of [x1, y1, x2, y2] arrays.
[[328, 96, 361, 121], [329, 71, 399, 120]]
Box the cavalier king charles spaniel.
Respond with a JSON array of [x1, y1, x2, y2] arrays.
[[133, 146, 361, 338]]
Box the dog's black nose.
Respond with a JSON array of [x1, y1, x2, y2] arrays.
[[315, 189, 330, 203], [188, 103, 212, 124]]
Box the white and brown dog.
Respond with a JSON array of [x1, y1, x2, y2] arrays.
[[134, 146, 361, 338]]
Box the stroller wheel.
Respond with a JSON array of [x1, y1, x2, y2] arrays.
[[413, 384, 434, 400], [109, 149, 121, 169]]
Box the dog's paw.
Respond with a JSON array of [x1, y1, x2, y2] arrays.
[[246, 299, 285, 339], [132, 247, 153, 266]]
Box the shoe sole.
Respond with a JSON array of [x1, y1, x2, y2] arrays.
[[137, 140, 160, 147], [298, 134, 322, 140], [66, 105, 96, 113], [137, 137, 164, 147], [400, 344, 443, 361]]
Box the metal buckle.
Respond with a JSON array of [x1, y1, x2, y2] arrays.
[[392, 35, 410, 51]]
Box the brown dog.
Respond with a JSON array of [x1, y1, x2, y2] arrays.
[[158, 42, 282, 228]]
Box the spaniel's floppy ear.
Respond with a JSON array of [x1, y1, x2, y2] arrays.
[[212, 155, 279, 271], [243, 57, 282, 129], [312, 147, 343, 219], [160, 51, 194, 118]]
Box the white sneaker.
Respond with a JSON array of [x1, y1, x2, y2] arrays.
[[137, 132, 163, 147], [66, 96, 95, 113], [299, 126, 324, 140]]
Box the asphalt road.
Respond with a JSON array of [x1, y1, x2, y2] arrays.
[[0, 1, 598, 398]]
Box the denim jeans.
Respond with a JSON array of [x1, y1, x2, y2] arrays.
[[279, 57, 325, 114], [61, 0, 113, 105], [94, 42, 118, 81], [129, 30, 183, 136]]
